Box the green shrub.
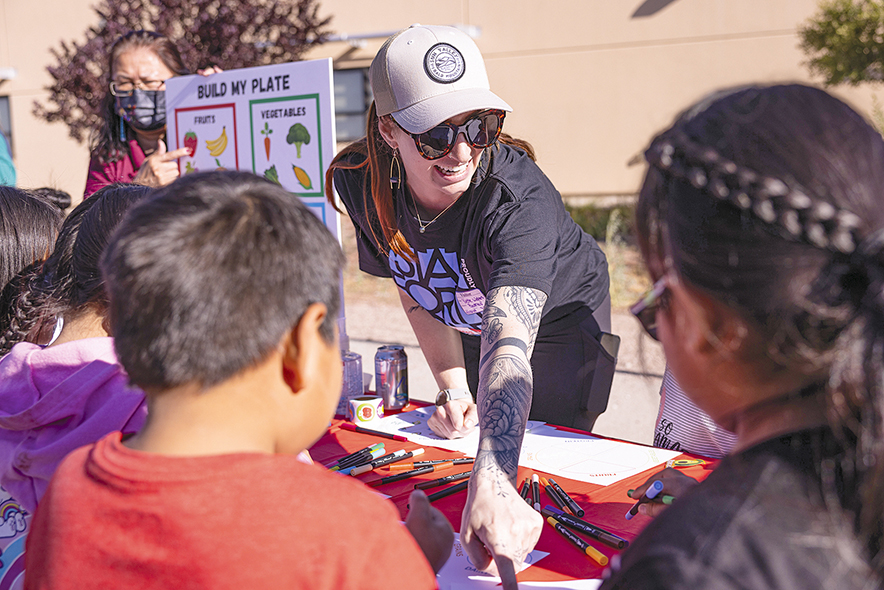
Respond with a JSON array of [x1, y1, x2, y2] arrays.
[[565, 203, 636, 244]]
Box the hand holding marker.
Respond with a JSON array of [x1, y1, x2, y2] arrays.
[[625, 480, 664, 520], [627, 488, 675, 505]]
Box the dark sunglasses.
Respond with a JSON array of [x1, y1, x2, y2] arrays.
[[629, 275, 672, 341], [400, 109, 506, 160]]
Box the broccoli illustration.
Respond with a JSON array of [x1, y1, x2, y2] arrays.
[[286, 123, 311, 158]]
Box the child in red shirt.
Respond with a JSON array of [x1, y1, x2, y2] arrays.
[[25, 171, 451, 589]]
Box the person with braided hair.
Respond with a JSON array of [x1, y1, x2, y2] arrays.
[[601, 84, 884, 589], [0, 183, 152, 513], [0, 188, 63, 353]]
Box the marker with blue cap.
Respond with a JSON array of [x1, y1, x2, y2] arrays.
[[625, 480, 664, 520]]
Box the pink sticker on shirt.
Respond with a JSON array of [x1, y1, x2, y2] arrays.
[[456, 289, 486, 315]]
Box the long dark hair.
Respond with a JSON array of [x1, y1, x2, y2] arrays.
[[0, 188, 63, 349], [325, 101, 535, 261], [637, 83, 884, 570], [0, 183, 152, 355], [90, 30, 190, 164]]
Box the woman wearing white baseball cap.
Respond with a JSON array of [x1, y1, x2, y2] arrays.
[[326, 24, 612, 582]]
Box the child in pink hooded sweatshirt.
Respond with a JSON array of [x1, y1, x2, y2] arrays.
[[0, 184, 152, 515]]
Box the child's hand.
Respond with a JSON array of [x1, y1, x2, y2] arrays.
[[630, 467, 698, 518], [405, 489, 454, 573]]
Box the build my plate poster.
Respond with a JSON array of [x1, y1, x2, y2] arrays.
[[165, 59, 340, 240]]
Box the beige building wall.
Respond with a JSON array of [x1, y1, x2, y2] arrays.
[[0, 0, 96, 199], [0, 0, 880, 202]]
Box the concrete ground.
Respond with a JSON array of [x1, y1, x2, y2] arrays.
[[341, 298, 665, 446]]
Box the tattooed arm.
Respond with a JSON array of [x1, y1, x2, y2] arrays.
[[397, 289, 479, 438], [460, 286, 547, 589]]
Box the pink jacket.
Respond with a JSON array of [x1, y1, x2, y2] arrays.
[[83, 139, 147, 198], [0, 337, 146, 512]]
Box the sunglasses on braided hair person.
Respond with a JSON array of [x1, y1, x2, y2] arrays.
[[600, 84, 884, 590]]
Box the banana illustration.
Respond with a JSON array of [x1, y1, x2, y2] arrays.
[[205, 127, 228, 157]]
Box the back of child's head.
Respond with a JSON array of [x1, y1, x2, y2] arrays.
[[0, 187, 63, 293], [30, 187, 73, 212], [100, 170, 345, 392], [0, 183, 152, 355], [637, 83, 884, 557], [0, 187, 64, 350]]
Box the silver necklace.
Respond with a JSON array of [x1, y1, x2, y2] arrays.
[[410, 189, 460, 234]]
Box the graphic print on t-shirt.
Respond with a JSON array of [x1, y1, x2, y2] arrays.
[[389, 248, 482, 335]]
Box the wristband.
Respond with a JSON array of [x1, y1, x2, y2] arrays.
[[435, 388, 472, 406]]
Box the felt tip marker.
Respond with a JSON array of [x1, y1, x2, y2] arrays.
[[548, 478, 585, 517], [335, 448, 387, 474], [542, 506, 629, 550], [426, 480, 469, 503], [531, 474, 541, 511], [369, 461, 455, 487], [519, 478, 531, 504], [331, 445, 385, 471], [349, 448, 425, 476], [414, 470, 472, 490], [388, 457, 473, 471], [540, 477, 568, 511], [324, 443, 380, 468], [625, 480, 664, 520], [546, 516, 608, 566], [339, 422, 409, 442], [544, 505, 625, 540], [326, 443, 384, 470], [627, 488, 675, 505]]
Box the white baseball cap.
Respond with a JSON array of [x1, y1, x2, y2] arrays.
[[370, 24, 512, 134]]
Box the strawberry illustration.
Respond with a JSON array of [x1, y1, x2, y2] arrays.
[[183, 130, 198, 157]]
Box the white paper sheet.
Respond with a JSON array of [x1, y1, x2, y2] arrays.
[[517, 425, 681, 487], [367, 409, 680, 486], [436, 533, 549, 589]]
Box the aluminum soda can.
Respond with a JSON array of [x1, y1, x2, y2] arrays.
[[375, 345, 408, 411]]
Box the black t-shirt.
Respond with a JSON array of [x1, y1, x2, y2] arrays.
[[600, 428, 877, 590], [334, 144, 609, 337]]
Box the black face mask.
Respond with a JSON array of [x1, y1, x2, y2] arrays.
[[116, 89, 166, 131]]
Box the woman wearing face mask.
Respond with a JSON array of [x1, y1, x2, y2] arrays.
[[84, 30, 192, 198]]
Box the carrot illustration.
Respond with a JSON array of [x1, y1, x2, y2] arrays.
[[261, 122, 272, 159]]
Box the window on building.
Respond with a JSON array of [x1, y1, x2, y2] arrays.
[[333, 68, 372, 143]]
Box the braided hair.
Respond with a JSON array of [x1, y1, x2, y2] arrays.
[[0, 184, 152, 355], [0, 188, 63, 355], [637, 84, 884, 572]]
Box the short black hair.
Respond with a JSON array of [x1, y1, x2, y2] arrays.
[[101, 170, 345, 391]]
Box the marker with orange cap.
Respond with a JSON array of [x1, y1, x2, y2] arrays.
[[546, 516, 608, 566], [369, 461, 455, 487]]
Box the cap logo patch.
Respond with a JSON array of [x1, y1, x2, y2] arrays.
[[424, 43, 465, 84]]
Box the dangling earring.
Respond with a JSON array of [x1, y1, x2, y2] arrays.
[[390, 149, 402, 191], [119, 118, 126, 142]]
